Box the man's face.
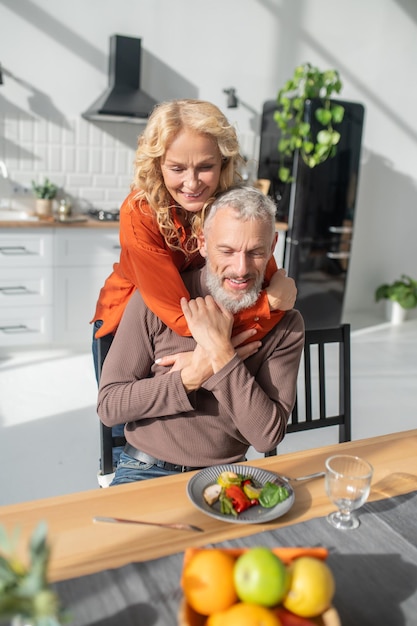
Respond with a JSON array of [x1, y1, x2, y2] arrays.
[[200, 206, 276, 313]]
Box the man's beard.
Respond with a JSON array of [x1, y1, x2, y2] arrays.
[[205, 265, 264, 314]]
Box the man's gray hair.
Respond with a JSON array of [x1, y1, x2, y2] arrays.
[[203, 185, 277, 241]]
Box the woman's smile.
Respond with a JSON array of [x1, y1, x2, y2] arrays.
[[161, 129, 222, 212]]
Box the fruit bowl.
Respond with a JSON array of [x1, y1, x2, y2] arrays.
[[178, 547, 341, 626], [178, 599, 340, 626]]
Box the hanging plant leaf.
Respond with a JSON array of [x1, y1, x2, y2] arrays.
[[275, 63, 345, 182], [315, 108, 332, 125], [278, 167, 291, 183], [332, 104, 345, 123]]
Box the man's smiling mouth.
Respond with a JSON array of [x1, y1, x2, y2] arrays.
[[226, 277, 251, 290]]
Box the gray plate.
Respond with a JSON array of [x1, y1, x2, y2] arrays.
[[187, 464, 295, 524]]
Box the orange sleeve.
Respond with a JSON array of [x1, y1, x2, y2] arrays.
[[118, 194, 202, 337]]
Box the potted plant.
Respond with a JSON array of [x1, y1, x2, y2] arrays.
[[0, 522, 65, 626], [273, 63, 345, 182], [375, 274, 417, 324], [31, 178, 58, 218]]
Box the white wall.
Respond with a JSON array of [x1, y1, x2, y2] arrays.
[[1, 0, 417, 321]]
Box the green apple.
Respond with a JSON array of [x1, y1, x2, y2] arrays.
[[233, 547, 289, 607]]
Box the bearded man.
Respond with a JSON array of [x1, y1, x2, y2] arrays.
[[97, 186, 304, 485]]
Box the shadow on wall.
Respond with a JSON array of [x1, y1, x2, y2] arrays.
[[0, 53, 198, 152], [1, 68, 72, 129], [344, 148, 417, 314]]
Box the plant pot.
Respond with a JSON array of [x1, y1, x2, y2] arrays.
[[386, 301, 407, 325], [35, 198, 53, 218]]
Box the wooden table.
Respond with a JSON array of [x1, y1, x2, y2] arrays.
[[1, 430, 416, 583]]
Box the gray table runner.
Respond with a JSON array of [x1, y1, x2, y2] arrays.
[[55, 491, 417, 626]]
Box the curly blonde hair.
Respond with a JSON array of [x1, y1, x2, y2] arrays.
[[131, 99, 244, 253]]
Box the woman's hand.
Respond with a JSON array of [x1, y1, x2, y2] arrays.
[[155, 351, 194, 372], [266, 268, 297, 311], [155, 310, 262, 392]]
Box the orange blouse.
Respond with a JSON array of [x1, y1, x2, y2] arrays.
[[92, 192, 285, 340]]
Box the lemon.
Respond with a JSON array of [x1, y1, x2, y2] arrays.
[[283, 556, 335, 618], [217, 471, 241, 488], [243, 483, 262, 500]]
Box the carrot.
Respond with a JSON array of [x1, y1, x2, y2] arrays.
[[182, 546, 329, 572]]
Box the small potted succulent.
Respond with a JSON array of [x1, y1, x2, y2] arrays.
[[375, 274, 417, 324], [0, 522, 65, 626], [31, 178, 58, 218]]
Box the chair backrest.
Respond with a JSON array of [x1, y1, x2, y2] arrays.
[[265, 323, 352, 456], [97, 336, 126, 481]]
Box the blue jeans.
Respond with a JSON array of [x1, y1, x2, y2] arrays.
[[110, 451, 180, 485], [93, 320, 125, 466]]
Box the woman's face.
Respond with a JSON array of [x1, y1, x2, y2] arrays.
[[161, 129, 223, 213]]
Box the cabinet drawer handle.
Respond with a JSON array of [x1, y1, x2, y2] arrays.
[[0, 286, 32, 295], [328, 226, 353, 234], [0, 246, 34, 256], [327, 251, 351, 259], [0, 324, 31, 334]]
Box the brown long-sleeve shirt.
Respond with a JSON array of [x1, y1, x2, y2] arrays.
[[97, 267, 304, 468]]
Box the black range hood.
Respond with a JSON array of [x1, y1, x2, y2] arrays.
[[82, 35, 158, 123]]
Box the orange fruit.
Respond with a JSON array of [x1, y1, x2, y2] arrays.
[[181, 549, 238, 616], [206, 602, 282, 626], [283, 557, 335, 618]]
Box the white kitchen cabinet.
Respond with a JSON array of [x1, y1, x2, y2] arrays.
[[0, 227, 120, 348], [0, 230, 53, 268], [0, 305, 54, 346], [0, 229, 54, 346], [53, 229, 120, 345]]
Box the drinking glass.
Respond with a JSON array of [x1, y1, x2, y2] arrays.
[[325, 454, 373, 530]]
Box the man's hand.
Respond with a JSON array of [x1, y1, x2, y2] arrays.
[[155, 311, 262, 393], [180, 295, 236, 372], [266, 268, 297, 311]]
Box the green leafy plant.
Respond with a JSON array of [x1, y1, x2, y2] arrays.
[[0, 522, 65, 626], [274, 63, 345, 182], [31, 178, 58, 200], [375, 274, 417, 310]]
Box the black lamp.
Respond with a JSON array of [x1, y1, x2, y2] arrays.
[[223, 87, 238, 108]]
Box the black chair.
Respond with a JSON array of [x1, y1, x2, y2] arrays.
[[97, 335, 126, 484], [265, 323, 352, 456]]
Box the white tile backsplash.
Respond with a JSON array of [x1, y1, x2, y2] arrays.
[[0, 115, 135, 212], [1, 115, 258, 213]]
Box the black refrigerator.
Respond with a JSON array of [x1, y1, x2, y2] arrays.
[[258, 98, 365, 329]]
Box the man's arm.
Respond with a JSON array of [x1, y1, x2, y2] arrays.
[[201, 309, 305, 453], [97, 290, 196, 427], [178, 294, 304, 453]]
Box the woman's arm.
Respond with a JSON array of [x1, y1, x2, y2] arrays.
[[119, 195, 201, 336], [118, 194, 296, 340]]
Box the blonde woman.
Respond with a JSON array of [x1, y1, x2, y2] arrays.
[[92, 99, 296, 377]]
